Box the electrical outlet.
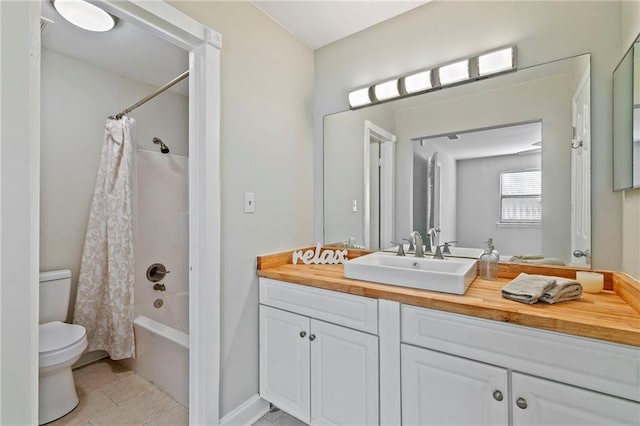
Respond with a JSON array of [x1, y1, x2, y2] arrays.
[[244, 192, 255, 213]]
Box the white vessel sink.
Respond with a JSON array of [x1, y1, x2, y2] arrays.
[[344, 252, 478, 295], [383, 245, 483, 260]]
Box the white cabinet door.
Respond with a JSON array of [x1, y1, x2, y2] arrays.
[[310, 319, 379, 426], [512, 372, 640, 426], [401, 344, 508, 426], [259, 306, 311, 424]]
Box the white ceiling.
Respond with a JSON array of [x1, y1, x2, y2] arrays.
[[40, 0, 432, 95], [420, 122, 543, 160], [251, 0, 431, 49], [41, 0, 189, 95]]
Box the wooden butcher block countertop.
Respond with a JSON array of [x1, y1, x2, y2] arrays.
[[257, 248, 640, 347]]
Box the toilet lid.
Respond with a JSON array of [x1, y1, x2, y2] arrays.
[[39, 321, 86, 354]]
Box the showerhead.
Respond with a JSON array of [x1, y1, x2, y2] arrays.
[[152, 137, 170, 154]]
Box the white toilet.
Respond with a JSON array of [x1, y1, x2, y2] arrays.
[[39, 270, 88, 425]]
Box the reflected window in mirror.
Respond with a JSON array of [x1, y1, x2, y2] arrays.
[[324, 54, 591, 267]]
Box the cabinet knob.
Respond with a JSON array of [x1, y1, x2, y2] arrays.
[[299, 331, 307, 338], [309, 334, 316, 341], [492, 390, 503, 401], [516, 397, 528, 409]]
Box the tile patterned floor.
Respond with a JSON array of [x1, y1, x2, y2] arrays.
[[51, 358, 304, 426], [252, 408, 307, 426], [48, 359, 187, 426]]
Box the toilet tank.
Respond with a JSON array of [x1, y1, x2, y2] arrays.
[[39, 269, 72, 324]]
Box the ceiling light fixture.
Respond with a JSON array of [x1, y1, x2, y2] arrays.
[[348, 46, 517, 109], [52, 0, 117, 32]]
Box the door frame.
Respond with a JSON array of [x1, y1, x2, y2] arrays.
[[1, 2, 221, 423], [363, 120, 396, 250]]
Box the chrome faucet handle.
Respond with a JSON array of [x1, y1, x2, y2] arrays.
[[391, 241, 406, 257], [443, 241, 457, 255], [433, 244, 446, 260], [402, 238, 415, 251]]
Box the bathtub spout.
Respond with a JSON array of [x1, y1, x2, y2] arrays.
[[153, 283, 166, 291]]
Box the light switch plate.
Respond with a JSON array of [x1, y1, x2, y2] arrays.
[[352, 199, 358, 212], [244, 192, 255, 213]]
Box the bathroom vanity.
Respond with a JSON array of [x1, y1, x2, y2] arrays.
[[257, 248, 640, 425]]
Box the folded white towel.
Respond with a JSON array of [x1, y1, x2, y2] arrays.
[[501, 273, 557, 304], [540, 278, 582, 304]]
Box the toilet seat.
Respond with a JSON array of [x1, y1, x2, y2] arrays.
[[39, 321, 87, 369]]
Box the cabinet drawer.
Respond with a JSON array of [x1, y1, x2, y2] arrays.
[[260, 278, 378, 334], [402, 305, 640, 402]]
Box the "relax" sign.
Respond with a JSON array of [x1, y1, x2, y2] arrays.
[[292, 243, 348, 265]]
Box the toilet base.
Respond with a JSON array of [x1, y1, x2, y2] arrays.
[[39, 365, 80, 425]]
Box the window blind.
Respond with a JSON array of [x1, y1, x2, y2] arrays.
[[499, 170, 541, 223]]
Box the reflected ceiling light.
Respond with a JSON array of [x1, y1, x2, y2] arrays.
[[478, 47, 515, 76], [348, 87, 372, 108], [347, 45, 516, 109], [374, 79, 400, 101], [403, 70, 432, 94], [53, 0, 117, 32], [439, 60, 470, 85]]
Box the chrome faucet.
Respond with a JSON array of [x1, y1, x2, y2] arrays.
[[428, 228, 440, 251], [410, 231, 425, 257]]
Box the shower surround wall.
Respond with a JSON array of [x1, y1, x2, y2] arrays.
[[40, 48, 188, 345]]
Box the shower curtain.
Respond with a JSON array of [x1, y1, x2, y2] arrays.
[[74, 117, 136, 360]]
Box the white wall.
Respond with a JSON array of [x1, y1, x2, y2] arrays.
[[168, 1, 314, 417], [457, 153, 542, 256], [0, 1, 40, 424], [40, 48, 188, 322], [134, 151, 189, 332], [315, 0, 622, 270], [621, 0, 640, 280]]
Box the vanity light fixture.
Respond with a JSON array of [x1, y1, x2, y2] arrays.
[[438, 59, 470, 86], [403, 70, 432, 94], [478, 47, 515, 76], [348, 87, 373, 108], [348, 46, 517, 109], [374, 79, 400, 101], [52, 0, 117, 32]]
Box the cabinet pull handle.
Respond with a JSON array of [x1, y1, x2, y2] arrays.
[[309, 334, 316, 341], [492, 390, 503, 401], [299, 331, 307, 338], [516, 397, 528, 409]]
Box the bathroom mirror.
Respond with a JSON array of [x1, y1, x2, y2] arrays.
[[324, 54, 591, 267], [613, 35, 640, 191]]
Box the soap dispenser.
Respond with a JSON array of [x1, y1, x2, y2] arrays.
[[479, 240, 498, 280], [488, 237, 500, 261]]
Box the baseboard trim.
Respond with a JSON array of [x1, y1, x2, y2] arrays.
[[73, 350, 109, 369], [220, 394, 270, 426]]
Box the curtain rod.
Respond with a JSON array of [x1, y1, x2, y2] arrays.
[[111, 70, 189, 120]]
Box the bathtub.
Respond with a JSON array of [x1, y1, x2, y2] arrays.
[[126, 150, 190, 406], [123, 315, 189, 407]]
